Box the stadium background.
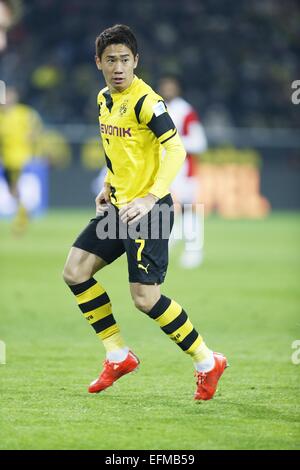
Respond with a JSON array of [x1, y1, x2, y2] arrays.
[[0, 0, 299, 450]]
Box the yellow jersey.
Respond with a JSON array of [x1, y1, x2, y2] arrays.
[[0, 104, 42, 170], [97, 75, 185, 207]]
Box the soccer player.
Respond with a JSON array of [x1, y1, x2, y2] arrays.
[[63, 25, 227, 401], [0, 0, 18, 52], [0, 86, 43, 233], [158, 75, 207, 268]]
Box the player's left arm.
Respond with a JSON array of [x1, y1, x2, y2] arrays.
[[148, 131, 186, 200], [119, 97, 186, 225]]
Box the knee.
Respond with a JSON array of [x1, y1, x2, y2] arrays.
[[133, 294, 156, 314], [62, 263, 86, 286], [62, 264, 75, 285]]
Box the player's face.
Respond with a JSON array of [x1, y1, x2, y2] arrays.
[[159, 78, 180, 102], [96, 44, 139, 93], [0, 1, 12, 52]]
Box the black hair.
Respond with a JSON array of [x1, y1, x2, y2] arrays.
[[95, 24, 138, 59]]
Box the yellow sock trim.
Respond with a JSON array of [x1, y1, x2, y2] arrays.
[[102, 331, 126, 352], [190, 340, 211, 361], [76, 283, 106, 304], [156, 300, 182, 328]]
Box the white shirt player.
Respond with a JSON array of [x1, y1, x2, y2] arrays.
[[165, 96, 207, 268], [166, 96, 207, 204]]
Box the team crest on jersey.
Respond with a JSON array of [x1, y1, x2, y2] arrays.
[[119, 100, 128, 116]]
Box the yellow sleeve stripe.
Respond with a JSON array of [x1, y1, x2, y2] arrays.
[[160, 129, 177, 145]]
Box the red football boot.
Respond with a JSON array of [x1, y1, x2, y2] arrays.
[[88, 350, 140, 393], [194, 352, 228, 401]]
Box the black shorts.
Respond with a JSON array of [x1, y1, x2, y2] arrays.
[[73, 194, 174, 284]]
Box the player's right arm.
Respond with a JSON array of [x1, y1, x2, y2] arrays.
[[95, 89, 112, 214], [95, 179, 111, 215]]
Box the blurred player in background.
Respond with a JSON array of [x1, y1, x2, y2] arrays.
[[0, 0, 19, 52], [0, 86, 43, 233], [159, 75, 208, 268], [63, 24, 227, 401]]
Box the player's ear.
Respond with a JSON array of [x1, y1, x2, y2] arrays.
[[133, 54, 139, 69], [95, 55, 102, 70]]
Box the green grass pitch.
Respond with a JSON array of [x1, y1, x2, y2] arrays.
[[0, 211, 299, 450]]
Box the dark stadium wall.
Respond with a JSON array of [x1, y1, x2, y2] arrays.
[[49, 148, 300, 210]]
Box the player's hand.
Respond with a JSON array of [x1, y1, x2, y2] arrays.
[[95, 183, 111, 215], [119, 193, 159, 225]]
